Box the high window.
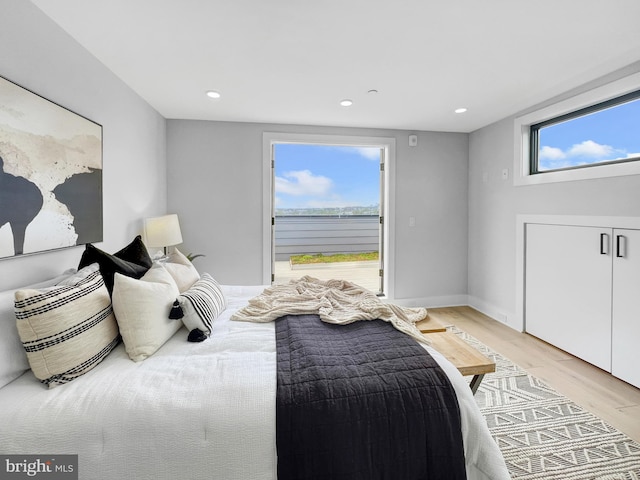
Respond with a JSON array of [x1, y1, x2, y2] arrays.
[[514, 73, 640, 186], [530, 90, 640, 174]]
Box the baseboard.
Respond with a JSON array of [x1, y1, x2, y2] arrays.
[[389, 294, 522, 332], [467, 296, 521, 332]]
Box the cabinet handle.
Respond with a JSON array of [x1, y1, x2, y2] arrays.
[[616, 235, 626, 258], [600, 233, 609, 255]]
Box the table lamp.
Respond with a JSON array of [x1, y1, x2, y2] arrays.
[[143, 214, 183, 255]]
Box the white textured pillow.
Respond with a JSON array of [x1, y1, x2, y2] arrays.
[[176, 273, 227, 335], [163, 248, 200, 292], [14, 270, 120, 388], [112, 263, 181, 361], [0, 269, 79, 389]]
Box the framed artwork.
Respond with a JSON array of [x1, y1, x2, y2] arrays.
[[0, 75, 102, 259]]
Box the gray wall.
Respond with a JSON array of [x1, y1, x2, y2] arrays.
[[0, 1, 167, 291], [167, 121, 469, 303], [467, 63, 640, 329], [15, 0, 636, 314]]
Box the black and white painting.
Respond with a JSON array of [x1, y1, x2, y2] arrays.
[[0, 76, 102, 259]]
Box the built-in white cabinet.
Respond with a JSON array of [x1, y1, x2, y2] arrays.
[[525, 222, 640, 388], [611, 228, 640, 388]]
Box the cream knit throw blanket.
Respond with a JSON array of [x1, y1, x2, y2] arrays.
[[231, 276, 428, 344]]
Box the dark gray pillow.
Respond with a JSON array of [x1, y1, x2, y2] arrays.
[[78, 235, 152, 294]]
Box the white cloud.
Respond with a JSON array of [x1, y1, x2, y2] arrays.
[[567, 140, 616, 159], [354, 147, 381, 161], [275, 169, 333, 196], [331, 146, 380, 161], [539, 146, 566, 161], [541, 140, 621, 161], [539, 140, 631, 170]]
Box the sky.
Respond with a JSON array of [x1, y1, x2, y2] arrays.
[[538, 96, 640, 171], [274, 144, 381, 209]]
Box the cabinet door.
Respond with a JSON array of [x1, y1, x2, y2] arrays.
[[525, 224, 612, 370], [612, 228, 640, 388]]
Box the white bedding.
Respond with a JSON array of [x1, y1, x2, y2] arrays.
[[0, 285, 509, 480]]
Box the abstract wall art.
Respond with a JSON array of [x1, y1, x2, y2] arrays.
[[0, 76, 102, 259]]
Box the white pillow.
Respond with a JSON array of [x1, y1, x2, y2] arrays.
[[57, 263, 100, 286], [175, 273, 227, 335], [112, 263, 181, 361], [14, 270, 120, 388], [0, 268, 80, 389], [163, 248, 200, 293]]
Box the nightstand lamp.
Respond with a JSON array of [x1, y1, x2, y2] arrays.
[[143, 214, 183, 255]]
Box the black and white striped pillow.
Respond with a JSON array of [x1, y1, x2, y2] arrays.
[[14, 269, 120, 388], [174, 273, 226, 335]]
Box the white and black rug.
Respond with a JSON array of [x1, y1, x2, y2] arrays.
[[452, 327, 640, 480]]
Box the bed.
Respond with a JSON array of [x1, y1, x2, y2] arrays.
[[0, 239, 510, 480]]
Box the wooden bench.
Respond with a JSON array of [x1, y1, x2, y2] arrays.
[[421, 328, 495, 394], [415, 314, 448, 333]]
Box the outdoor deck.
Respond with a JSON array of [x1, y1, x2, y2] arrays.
[[273, 260, 380, 292]]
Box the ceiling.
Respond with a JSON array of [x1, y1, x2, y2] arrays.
[[31, 0, 640, 133]]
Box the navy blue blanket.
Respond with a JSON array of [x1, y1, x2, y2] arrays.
[[276, 314, 467, 480]]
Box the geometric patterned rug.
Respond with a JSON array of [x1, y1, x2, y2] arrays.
[[451, 327, 640, 480]]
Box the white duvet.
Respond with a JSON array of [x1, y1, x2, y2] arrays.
[[0, 285, 509, 480]]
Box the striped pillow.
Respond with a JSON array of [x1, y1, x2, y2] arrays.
[[176, 273, 226, 335], [14, 270, 120, 388]]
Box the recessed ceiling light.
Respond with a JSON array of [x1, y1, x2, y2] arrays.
[[454, 107, 468, 114], [206, 90, 221, 99], [340, 99, 353, 107]]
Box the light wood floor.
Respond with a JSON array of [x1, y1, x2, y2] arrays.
[[428, 306, 640, 444]]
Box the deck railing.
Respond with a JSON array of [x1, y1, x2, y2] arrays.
[[274, 215, 379, 261]]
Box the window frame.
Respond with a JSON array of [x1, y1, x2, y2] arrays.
[[530, 89, 640, 175], [514, 72, 640, 186]]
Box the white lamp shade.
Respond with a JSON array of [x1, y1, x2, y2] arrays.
[[144, 214, 183, 248]]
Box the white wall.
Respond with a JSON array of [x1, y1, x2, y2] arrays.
[[0, 1, 167, 291], [467, 63, 640, 330], [167, 120, 469, 304]]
